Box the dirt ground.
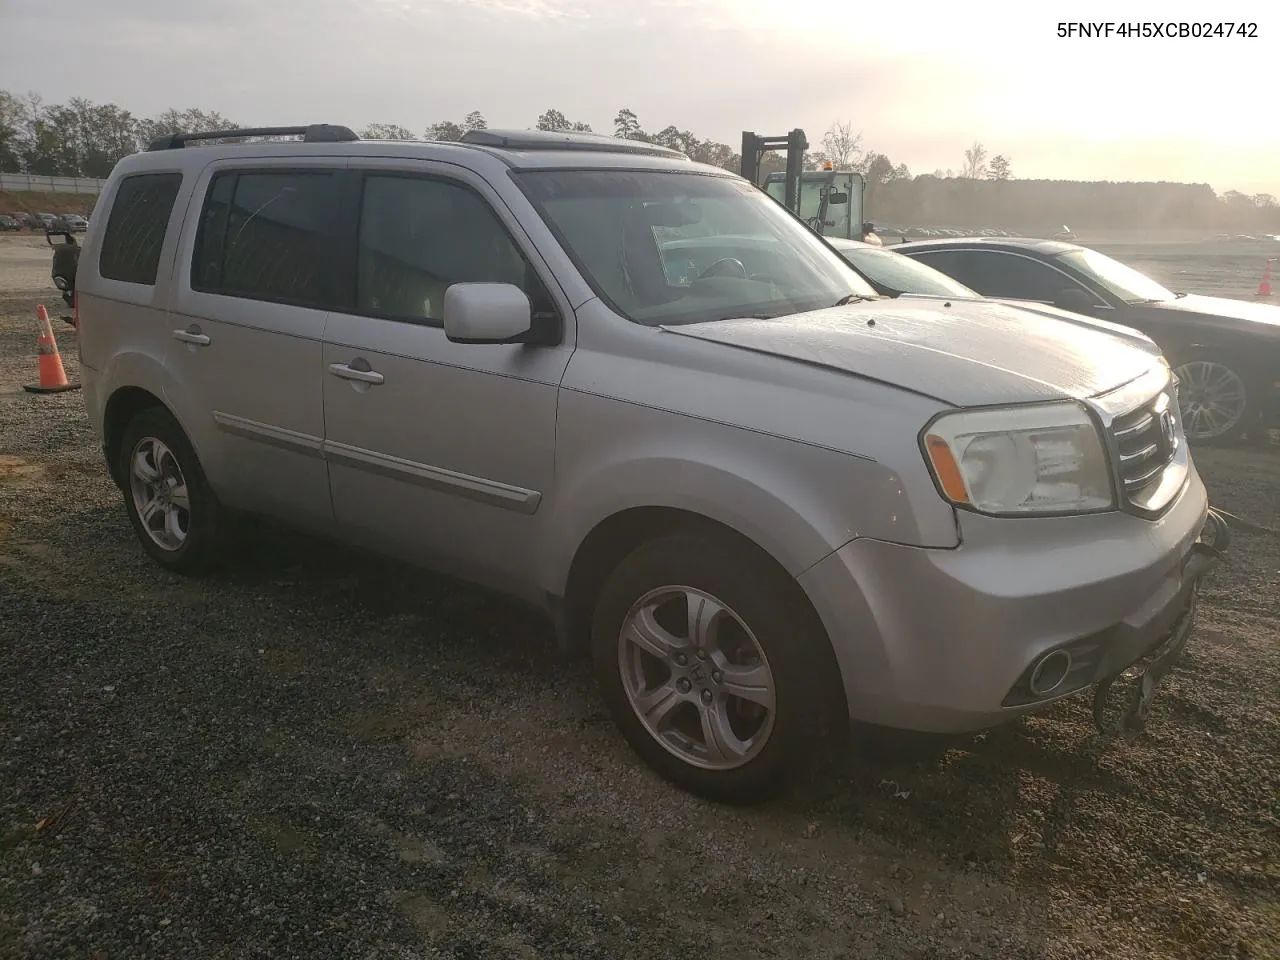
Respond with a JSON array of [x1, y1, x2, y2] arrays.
[[0, 234, 1277, 960]]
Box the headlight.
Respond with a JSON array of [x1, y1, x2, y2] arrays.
[[922, 401, 1115, 516]]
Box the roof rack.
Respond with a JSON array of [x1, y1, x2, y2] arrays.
[[458, 128, 687, 159], [145, 124, 359, 151]]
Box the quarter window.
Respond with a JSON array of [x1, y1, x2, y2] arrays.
[[192, 170, 341, 308], [98, 173, 183, 285]]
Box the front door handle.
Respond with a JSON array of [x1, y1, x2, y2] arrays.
[[172, 329, 211, 346], [328, 362, 385, 385]]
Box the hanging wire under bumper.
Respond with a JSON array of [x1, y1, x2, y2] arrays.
[[1092, 507, 1232, 736]]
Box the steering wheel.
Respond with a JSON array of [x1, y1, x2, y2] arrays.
[[698, 257, 748, 280]]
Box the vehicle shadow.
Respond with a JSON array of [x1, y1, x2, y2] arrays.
[[211, 515, 567, 673], [790, 718, 1130, 875], [63, 504, 1144, 918], [212, 518, 1132, 883]]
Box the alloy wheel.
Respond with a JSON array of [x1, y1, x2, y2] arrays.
[[617, 586, 777, 771]]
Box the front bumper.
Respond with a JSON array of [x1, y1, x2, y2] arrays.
[[798, 466, 1229, 733]]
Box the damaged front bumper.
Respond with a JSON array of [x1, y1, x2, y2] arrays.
[[1091, 506, 1232, 735]]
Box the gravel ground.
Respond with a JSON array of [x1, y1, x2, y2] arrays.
[[1, 234, 1277, 959]]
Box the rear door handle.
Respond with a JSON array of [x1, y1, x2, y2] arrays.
[[172, 329, 211, 346], [328, 362, 385, 385]]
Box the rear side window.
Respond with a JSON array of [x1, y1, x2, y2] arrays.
[[192, 169, 341, 309], [98, 173, 183, 285], [911, 250, 1067, 302]]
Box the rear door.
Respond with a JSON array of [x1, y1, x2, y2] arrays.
[[319, 161, 574, 598], [167, 158, 346, 533]]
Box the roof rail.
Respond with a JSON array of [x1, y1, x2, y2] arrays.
[[458, 128, 688, 159], [145, 124, 359, 151]]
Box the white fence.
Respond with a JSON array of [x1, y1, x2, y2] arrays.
[[0, 173, 106, 195]]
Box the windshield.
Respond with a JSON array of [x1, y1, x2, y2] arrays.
[[1055, 247, 1175, 303], [830, 241, 978, 298], [513, 170, 878, 326]]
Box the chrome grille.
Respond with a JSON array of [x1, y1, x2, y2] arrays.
[[1110, 387, 1179, 504]]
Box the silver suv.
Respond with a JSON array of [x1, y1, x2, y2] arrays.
[[75, 124, 1228, 802]]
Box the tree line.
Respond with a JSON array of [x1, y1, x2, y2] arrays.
[[2, 89, 1276, 232]]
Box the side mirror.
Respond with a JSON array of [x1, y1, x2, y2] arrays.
[[827, 191, 849, 205], [1053, 287, 1096, 315], [443, 283, 533, 345]]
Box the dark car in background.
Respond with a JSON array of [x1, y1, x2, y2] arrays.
[[824, 237, 978, 299], [0, 214, 22, 231], [895, 237, 1280, 443]]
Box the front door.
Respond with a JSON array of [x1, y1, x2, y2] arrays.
[[320, 163, 574, 598]]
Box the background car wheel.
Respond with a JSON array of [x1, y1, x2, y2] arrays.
[[590, 532, 837, 804], [1172, 352, 1256, 444], [118, 407, 230, 574]]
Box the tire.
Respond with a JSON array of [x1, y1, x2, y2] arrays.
[[1171, 351, 1258, 445], [590, 532, 837, 804], [117, 406, 230, 574]]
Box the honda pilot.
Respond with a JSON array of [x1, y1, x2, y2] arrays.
[[73, 125, 1229, 802]]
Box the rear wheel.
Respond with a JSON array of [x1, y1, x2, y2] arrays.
[[590, 533, 835, 804], [1172, 353, 1255, 443], [118, 407, 230, 574]]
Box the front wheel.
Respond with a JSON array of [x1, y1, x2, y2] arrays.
[[1172, 354, 1256, 443], [590, 533, 836, 804]]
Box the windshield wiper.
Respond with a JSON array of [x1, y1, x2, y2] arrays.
[[705, 313, 776, 324], [831, 293, 872, 307]]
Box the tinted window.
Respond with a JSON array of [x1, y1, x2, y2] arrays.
[[910, 250, 1081, 302], [356, 174, 553, 325], [831, 242, 978, 298], [192, 170, 340, 308], [98, 173, 182, 285], [1055, 248, 1173, 303]]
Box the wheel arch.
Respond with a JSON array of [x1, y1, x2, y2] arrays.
[[98, 350, 209, 489], [103, 385, 168, 487], [556, 503, 849, 727]]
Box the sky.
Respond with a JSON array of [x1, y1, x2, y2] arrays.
[[1, 0, 1276, 196]]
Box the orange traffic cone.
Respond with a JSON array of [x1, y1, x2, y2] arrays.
[[22, 303, 81, 394], [1257, 259, 1274, 297]]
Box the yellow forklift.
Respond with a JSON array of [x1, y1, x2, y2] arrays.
[[739, 129, 881, 245]]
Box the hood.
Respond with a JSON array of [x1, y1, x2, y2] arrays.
[[987, 298, 1161, 349], [661, 298, 1162, 407], [1150, 293, 1280, 330]]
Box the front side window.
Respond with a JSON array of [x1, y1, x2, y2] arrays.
[[192, 169, 340, 308], [355, 174, 552, 326], [98, 172, 183, 285], [514, 169, 878, 327], [1055, 248, 1174, 303]]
